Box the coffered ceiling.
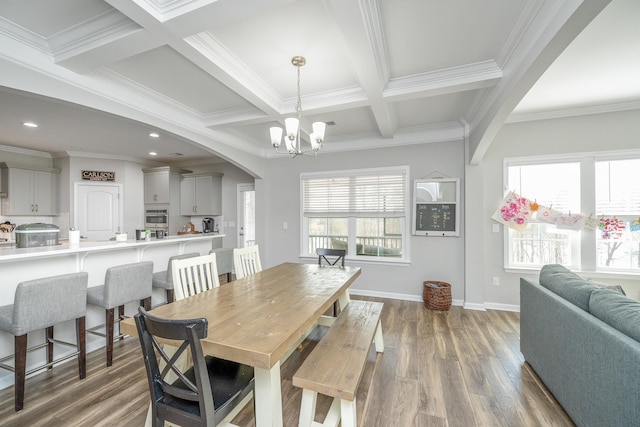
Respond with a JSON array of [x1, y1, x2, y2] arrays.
[[0, 0, 635, 174]]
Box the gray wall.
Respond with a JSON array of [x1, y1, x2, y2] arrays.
[[466, 108, 640, 309], [4, 108, 640, 308], [64, 156, 147, 237], [256, 141, 467, 303]]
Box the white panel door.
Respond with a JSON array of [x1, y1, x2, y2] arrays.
[[74, 182, 122, 241]]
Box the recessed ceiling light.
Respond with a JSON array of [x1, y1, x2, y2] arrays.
[[149, 151, 158, 156], [149, 132, 159, 138], [23, 122, 38, 128]]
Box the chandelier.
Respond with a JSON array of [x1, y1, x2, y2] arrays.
[[270, 56, 326, 157]]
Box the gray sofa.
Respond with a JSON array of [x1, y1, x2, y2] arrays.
[[520, 264, 640, 427]]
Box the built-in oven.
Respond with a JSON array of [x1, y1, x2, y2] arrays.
[[145, 208, 169, 235]]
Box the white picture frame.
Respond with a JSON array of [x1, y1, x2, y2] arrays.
[[412, 178, 460, 237]]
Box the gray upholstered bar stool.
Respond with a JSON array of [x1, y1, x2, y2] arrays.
[[87, 261, 153, 367], [210, 247, 234, 283], [0, 272, 89, 411], [152, 252, 199, 304]]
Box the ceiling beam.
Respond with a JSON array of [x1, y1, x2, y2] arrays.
[[325, 0, 397, 138]]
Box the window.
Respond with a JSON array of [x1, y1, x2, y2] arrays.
[[302, 166, 409, 261], [504, 154, 640, 273], [506, 162, 581, 269], [596, 159, 640, 270]]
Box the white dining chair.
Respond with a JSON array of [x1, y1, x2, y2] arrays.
[[142, 253, 223, 426], [233, 245, 262, 279], [171, 253, 220, 301]]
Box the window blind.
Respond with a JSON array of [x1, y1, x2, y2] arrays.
[[303, 172, 405, 217], [596, 159, 640, 215]]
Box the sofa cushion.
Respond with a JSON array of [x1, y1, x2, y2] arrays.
[[589, 288, 640, 343], [539, 264, 600, 311], [587, 279, 626, 295]]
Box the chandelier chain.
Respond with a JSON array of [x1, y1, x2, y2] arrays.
[[296, 63, 302, 117]]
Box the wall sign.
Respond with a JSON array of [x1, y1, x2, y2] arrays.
[[82, 170, 115, 181], [413, 178, 460, 237]]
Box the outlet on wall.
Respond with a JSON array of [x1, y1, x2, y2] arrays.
[[492, 276, 500, 286]]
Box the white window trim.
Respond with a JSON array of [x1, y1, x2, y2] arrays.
[[300, 165, 411, 263], [503, 148, 640, 276]]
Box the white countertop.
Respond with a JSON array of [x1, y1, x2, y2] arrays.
[[0, 233, 224, 262]]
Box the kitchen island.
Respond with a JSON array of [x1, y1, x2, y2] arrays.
[[0, 233, 225, 391]]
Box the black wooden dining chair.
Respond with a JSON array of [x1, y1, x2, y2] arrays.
[[134, 307, 255, 427], [316, 248, 346, 267], [317, 248, 347, 316]]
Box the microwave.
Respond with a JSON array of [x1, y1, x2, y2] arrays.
[[145, 209, 168, 226]]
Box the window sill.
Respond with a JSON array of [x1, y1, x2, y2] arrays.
[[505, 266, 640, 280], [299, 255, 410, 266]]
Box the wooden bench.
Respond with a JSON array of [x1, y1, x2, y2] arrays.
[[293, 300, 384, 427]]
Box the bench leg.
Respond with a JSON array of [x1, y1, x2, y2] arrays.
[[374, 321, 384, 353], [341, 397, 357, 427], [324, 397, 341, 427], [299, 389, 317, 427]]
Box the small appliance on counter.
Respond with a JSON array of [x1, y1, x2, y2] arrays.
[[15, 223, 60, 248], [202, 217, 215, 233]]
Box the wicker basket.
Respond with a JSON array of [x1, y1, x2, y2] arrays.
[[422, 281, 452, 311]]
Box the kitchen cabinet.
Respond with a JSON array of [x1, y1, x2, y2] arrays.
[[143, 166, 190, 235], [0, 163, 60, 215], [143, 166, 188, 204], [180, 173, 222, 216]]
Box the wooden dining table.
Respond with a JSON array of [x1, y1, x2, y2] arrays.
[[120, 262, 361, 427]]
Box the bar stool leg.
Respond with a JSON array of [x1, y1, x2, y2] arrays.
[[77, 317, 86, 379], [106, 308, 115, 367], [46, 326, 54, 369], [14, 334, 27, 412], [117, 305, 125, 341], [165, 289, 174, 304]]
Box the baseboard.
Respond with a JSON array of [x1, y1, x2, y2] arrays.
[[463, 302, 487, 311], [350, 289, 520, 312], [485, 302, 520, 312], [350, 289, 464, 308]]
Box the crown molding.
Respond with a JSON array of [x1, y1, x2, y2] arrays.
[[185, 31, 282, 112], [55, 150, 149, 164], [0, 15, 50, 54], [92, 68, 205, 117], [507, 99, 640, 123], [136, 0, 213, 22], [385, 60, 502, 101], [359, 0, 390, 86], [264, 121, 464, 158], [203, 107, 267, 127], [497, 0, 548, 68], [49, 10, 141, 63], [0, 144, 53, 159]]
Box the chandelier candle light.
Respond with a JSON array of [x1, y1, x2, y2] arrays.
[[270, 56, 326, 157]]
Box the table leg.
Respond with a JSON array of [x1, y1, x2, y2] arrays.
[[338, 289, 351, 311], [254, 361, 283, 427]]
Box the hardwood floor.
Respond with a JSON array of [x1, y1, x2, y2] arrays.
[[0, 297, 574, 426]]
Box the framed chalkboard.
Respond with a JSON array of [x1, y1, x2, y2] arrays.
[[413, 178, 459, 236]]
